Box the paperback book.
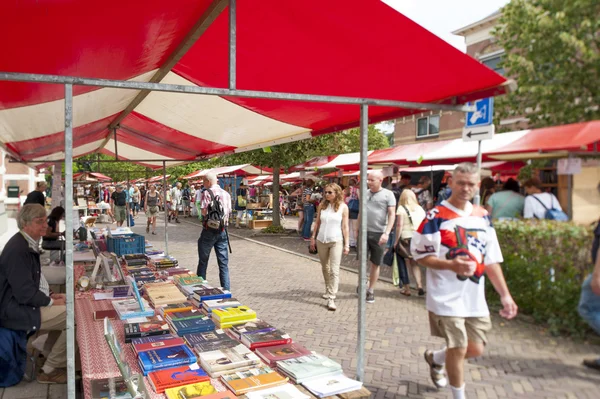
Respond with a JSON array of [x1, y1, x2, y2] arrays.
[[132, 336, 186, 355], [276, 354, 343, 384], [124, 316, 170, 343], [171, 316, 216, 336], [90, 377, 132, 399], [240, 329, 292, 350], [166, 309, 204, 323], [244, 384, 310, 399], [148, 364, 210, 393], [255, 343, 311, 367], [221, 366, 288, 395], [202, 297, 242, 314], [229, 320, 274, 340], [164, 381, 216, 399], [301, 374, 363, 398], [211, 306, 256, 324], [157, 302, 194, 316], [192, 286, 232, 303], [198, 344, 261, 377], [138, 345, 197, 375]]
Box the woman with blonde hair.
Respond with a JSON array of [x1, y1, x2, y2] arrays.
[[394, 189, 426, 296], [310, 183, 349, 311]]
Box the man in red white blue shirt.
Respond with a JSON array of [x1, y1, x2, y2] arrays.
[[411, 163, 518, 399]]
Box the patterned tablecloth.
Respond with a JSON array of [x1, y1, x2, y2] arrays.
[[74, 265, 225, 399]]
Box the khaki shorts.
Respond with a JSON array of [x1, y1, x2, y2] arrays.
[[429, 312, 492, 349], [146, 206, 159, 217], [114, 206, 127, 222]]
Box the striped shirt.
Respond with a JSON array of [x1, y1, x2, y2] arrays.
[[21, 231, 52, 301]]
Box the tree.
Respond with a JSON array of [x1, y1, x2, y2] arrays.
[[71, 154, 150, 182], [494, 0, 600, 128]]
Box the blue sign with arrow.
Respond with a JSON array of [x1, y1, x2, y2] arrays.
[[465, 98, 493, 128]]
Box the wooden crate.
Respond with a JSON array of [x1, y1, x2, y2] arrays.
[[249, 219, 272, 229]]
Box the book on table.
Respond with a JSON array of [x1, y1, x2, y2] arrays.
[[148, 287, 188, 307], [148, 364, 210, 394], [221, 366, 289, 395], [157, 302, 194, 317], [124, 316, 170, 343], [174, 275, 207, 286], [244, 383, 310, 399], [254, 343, 311, 367], [184, 329, 240, 354], [201, 297, 242, 314], [90, 377, 132, 399], [302, 374, 363, 398], [166, 309, 205, 322], [170, 316, 216, 336], [93, 309, 118, 321], [198, 344, 261, 377], [228, 320, 274, 339], [276, 354, 343, 384], [112, 298, 154, 320], [240, 329, 292, 350], [138, 345, 197, 375], [179, 284, 211, 299], [192, 286, 232, 303], [133, 336, 186, 355], [131, 333, 176, 346], [197, 392, 238, 399], [215, 318, 258, 330], [211, 306, 257, 324], [164, 380, 216, 399]]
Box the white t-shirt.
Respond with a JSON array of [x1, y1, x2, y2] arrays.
[[317, 204, 346, 243], [523, 193, 562, 219], [195, 189, 203, 203], [411, 201, 503, 318]]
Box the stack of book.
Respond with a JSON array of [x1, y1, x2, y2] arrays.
[[122, 254, 148, 266], [174, 275, 206, 287], [145, 250, 165, 257], [159, 267, 193, 278], [198, 344, 261, 377], [254, 343, 311, 367], [112, 297, 154, 320], [138, 344, 197, 376], [276, 354, 343, 384], [150, 255, 179, 269], [124, 316, 170, 343], [169, 315, 216, 337], [184, 329, 240, 354], [302, 374, 363, 398], [157, 302, 194, 318], [211, 306, 257, 329], [229, 320, 291, 350], [202, 297, 241, 315], [148, 364, 210, 394], [163, 381, 216, 399], [131, 334, 185, 356], [221, 366, 288, 395], [145, 282, 188, 307], [179, 283, 210, 300], [191, 286, 232, 306]]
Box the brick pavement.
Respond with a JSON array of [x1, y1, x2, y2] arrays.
[[3, 213, 599, 399]]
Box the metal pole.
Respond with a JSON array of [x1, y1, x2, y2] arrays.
[[64, 83, 76, 399], [567, 155, 573, 220], [162, 161, 169, 256], [473, 139, 483, 206], [357, 104, 368, 382], [430, 165, 434, 200], [113, 128, 118, 160], [229, 0, 236, 90], [126, 171, 130, 227]]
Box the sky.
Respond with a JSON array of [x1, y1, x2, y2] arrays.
[[376, 0, 510, 134], [381, 0, 510, 52]]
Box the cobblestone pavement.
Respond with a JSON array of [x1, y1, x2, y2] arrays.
[[3, 213, 599, 399]]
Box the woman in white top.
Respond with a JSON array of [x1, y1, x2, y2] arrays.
[[523, 177, 563, 219], [310, 183, 349, 311], [394, 189, 426, 296]]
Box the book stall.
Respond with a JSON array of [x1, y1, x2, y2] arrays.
[[74, 230, 370, 399]]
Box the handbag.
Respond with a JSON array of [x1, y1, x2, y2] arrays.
[[383, 248, 395, 267], [308, 243, 318, 255], [395, 205, 413, 259], [237, 195, 247, 208]]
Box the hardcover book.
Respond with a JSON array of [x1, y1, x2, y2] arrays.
[[148, 365, 210, 393], [229, 320, 274, 339], [183, 329, 233, 346], [198, 344, 261, 377], [138, 345, 197, 375], [166, 309, 204, 322], [171, 317, 216, 336], [201, 297, 241, 312], [131, 333, 175, 346], [276, 354, 342, 384], [124, 316, 170, 343], [112, 298, 154, 320], [93, 309, 118, 321], [133, 337, 186, 355], [158, 302, 194, 316], [255, 343, 311, 367], [90, 377, 132, 399], [192, 287, 232, 302], [211, 306, 256, 323], [175, 275, 207, 286], [221, 367, 288, 395], [244, 384, 310, 399], [164, 381, 216, 399], [240, 329, 292, 350]]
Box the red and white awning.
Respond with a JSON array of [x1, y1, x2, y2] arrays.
[[0, 0, 508, 167]]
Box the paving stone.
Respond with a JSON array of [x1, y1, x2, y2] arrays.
[[1, 380, 47, 399], [47, 384, 67, 399]]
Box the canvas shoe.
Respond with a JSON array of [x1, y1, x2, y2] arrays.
[[424, 350, 448, 388], [366, 291, 375, 303], [327, 299, 337, 311], [322, 294, 330, 299]]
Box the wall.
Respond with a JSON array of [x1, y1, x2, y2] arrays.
[[572, 161, 600, 225], [393, 111, 464, 145]]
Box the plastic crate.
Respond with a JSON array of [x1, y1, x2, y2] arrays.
[[107, 234, 145, 256]]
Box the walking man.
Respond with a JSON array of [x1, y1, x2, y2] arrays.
[[411, 163, 518, 399], [196, 172, 231, 291], [171, 182, 183, 223], [110, 185, 128, 227], [363, 170, 396, 303]]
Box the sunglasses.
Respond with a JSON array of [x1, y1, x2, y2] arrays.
[[325, 191, 334, 194]]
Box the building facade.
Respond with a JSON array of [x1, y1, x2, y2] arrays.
[[393, 11, 527, 145]]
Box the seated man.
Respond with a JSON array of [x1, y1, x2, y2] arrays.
[[0, 204, 67, 384]]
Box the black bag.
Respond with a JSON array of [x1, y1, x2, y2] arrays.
[[395, 205, 414, 259], [204, 189, 225, 233], [383, 248, 395, 267], [308, 243, 318, 254]]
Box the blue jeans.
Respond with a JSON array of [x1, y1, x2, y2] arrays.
[[197, 228, 230, 291], [302, 205, 315, 239], [579, 275, 600, 335], [397, 255, 410, 286]]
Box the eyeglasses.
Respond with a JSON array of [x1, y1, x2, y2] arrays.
[[325, 191, 334, 194]]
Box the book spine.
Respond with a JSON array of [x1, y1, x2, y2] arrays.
[[248, 338, 292, 350], [125, 329, 169, 343]]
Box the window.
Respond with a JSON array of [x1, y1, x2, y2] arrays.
[[416, 115, 440, 138], [480, 51, 505, 75]]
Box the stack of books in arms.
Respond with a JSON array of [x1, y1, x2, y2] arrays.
[[148, 364, 210, 394], [145, 282, 188, 307], [198, 344, 261, 377], [124, 316, 170, 343], [138, 344, 197, 376], [245, 384, 310, 399], [191, 286, 232, 306], [170, 315, 216, 336], [211, 306, 257, 329], [276, 354, 343, 383], [229, 320, 291, 349], [131, 334, 185, 356], [302, 374, 363, 398], [220, 366, 288, 395], [254, 343, 311, 367], [185, 329, 240, 354], [202, 297, 241, 315]]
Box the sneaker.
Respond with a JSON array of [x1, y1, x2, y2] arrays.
[[366, 291, 375, 303], [322, 294, 330, 299], [37, 368, 67, 384], [424, 350, 448, 388], [418, 288, 426, 296], [583, 358, 600, 371], [327, 299, 337, 311]]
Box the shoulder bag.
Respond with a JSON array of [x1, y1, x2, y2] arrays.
[[395, 205, 414, 259]]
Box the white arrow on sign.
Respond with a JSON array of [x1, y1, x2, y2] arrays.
[[462, 124, 495, 142]]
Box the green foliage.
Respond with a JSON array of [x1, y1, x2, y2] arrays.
[[494, 0, 600, 127], [260, 225, 287, 234], [71, 154, 149, 182], [488, 220, 594, 337]]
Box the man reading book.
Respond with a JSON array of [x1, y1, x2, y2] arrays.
[[0, 204, 68, 384]]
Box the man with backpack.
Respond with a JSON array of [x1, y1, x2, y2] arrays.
[[523, 178, 567, 220], [196, 172, 232, 291]]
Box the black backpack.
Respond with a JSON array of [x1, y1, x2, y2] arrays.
[[204, 189, 225, 232]]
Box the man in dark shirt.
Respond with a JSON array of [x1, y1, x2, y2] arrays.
[[23, 181, 47, 207], [111, 185, 128, 227]]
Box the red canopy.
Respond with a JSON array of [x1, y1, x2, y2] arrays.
[[0, 0, 507, 167]]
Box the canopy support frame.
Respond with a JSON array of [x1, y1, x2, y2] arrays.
[[357, 104, 368, 382], [229, 0, 236, 90], [163, 161, 169, 256]]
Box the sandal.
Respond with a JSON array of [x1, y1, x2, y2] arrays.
[[400, 285, 411, 296], [152, 231, 156, 235]]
